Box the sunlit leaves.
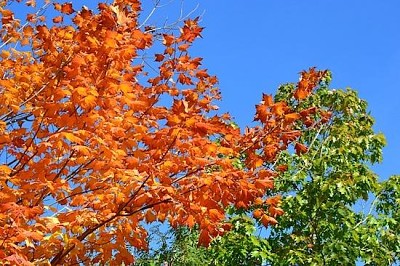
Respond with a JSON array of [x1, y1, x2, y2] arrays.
[[142, 77, 396, 266], [0, 0, 326, 264], [266, 82, 389, 265], [293, 67, 327, 100]]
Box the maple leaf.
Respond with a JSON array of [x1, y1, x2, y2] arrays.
[[60, 3, 74, 15], [295, 142, 308, 155], [253, 209, 264, 219], [186, 214, 196, 227], [294, 68, 327, 100], [163, 34, 175, 46], [155, 54, 164, 62], [260, 214, 278, 227], [60, 132, 84, 144], [284, 113, 300, 123], [52, 16, 63, 23], [198, 229, 212, 246], [110, 5, 129, 25]]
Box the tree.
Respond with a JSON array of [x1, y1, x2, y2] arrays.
[[266, 78, 387, 265], [359, 174, 400, 265], [136, 74, 399, 265], [134, 225, 211, 266], [0, 1, 329, 264]]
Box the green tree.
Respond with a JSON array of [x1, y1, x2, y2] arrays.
[[358, 175, 400, 265], [267, 77, 387, 265], [135, 216, 269, 266], [134, 225, 211, 266]]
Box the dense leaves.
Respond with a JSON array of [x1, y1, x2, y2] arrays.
[[137, 74, 399, 265], [0, 1, 329, 265], [267, 77, 388, 265]]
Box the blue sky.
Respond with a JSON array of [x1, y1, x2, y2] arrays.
[[142, 0, 400, 181]]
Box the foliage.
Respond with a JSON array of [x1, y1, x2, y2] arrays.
[[136, 75, 399, 265], [359, 175, 400, 265], [135, 225, 211, 266], [206, 215, 271, 266], [0, 0, 330, 264], [135, 216, 271, 266], [267, 78, 387, 265]]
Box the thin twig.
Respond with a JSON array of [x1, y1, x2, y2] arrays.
[[0, 2, 51, 50], [352, 193, 381, 229], [138, 0, 162, 29]]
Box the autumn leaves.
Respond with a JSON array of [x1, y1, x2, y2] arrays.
[[0, 0, 329, 264]]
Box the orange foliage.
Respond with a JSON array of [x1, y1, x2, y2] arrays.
[[0, 0, 328, 264], [294, 67, 327, 100]]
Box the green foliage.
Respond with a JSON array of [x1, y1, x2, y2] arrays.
[[207, 216, 270, 266], [134, 225, 211, 266], [267, 78, 387, 265], [357, 175, 400, 265]]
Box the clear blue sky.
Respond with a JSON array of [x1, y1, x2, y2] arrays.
[[142, 0, 400, 181]]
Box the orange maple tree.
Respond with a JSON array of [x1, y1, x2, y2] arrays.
[[0, 0, 328, 264]]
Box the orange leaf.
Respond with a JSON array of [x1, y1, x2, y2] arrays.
[[294, 88, 308, 100], [52, 16, 63, 23], [209, 209, 224, 221], [178, 43, 190, 51], [253, 197, 264, 205], [110, 4, 129, 25], [155, 54, 164, 62], [198, 229, 212, 246], [196, 69, 209, 79], [262, 93, 274, 106], [272, 102, 286, 116], [53, 3, 62, 11], [260, 214, 278, 227], [276, 164, 288, 172], [284, 113, 300, 123], [134, 193, 150, 207], [145, 210, 156, 223], [254, 158, 264, 168], [295, 142, 308, 155], [61, 3, 74, 14], [81, 95, 97, 109], [74, 86, 87, 96], [293, 68, 326, 100], [186, 215, 196, 227], [23, 25, 34, 36], [253, 209, 263, 219], [61, 132, 84, 144], [72, 145, 91, 156], [194, 122, 212, 135], [265, 195, 282, 206], [269, 206, 284, 217], [255, 179, 274, 190], [163, 34, 175, 46]]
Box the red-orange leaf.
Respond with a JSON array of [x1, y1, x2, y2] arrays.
[[155, 54, 164, 62], [295, 142, 308, 155], [284, 113, 300, 123], [260, 214, 278, 227], [209, 209, 224, 222], [253, 209, 264, 219], [186, 215, 196, 227], [52, 16, 63, 23], [60, 3, 74, 15]]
